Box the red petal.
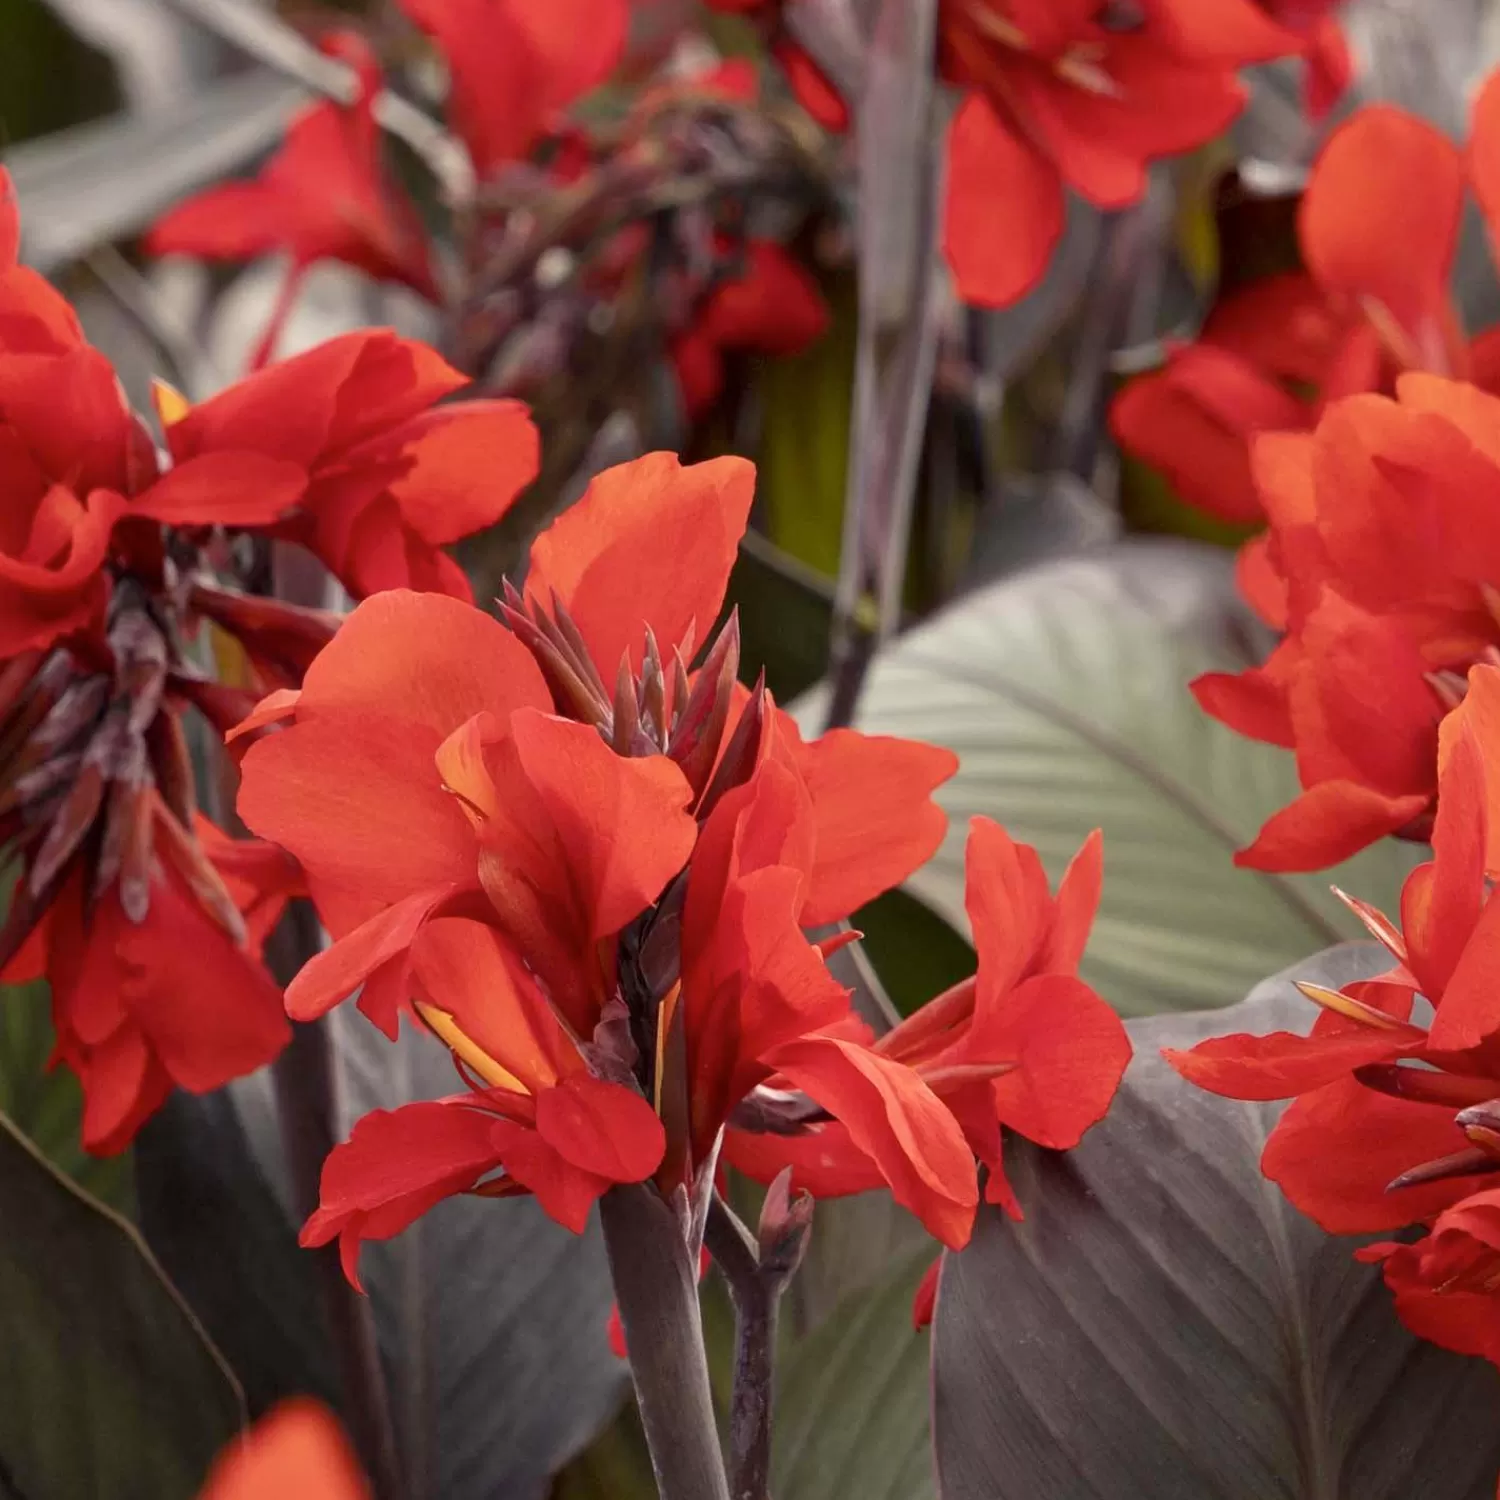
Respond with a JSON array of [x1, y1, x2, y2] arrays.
[[486, 1118, 612, 1233], [1428, 893, 1500, 1051], [766, 1035, 979, 1249], [133, 453, 306, 526], [1403, 723, 1486, 1001], [1468, 70, 1500, 261], [1164, 1026, 1418, 1102], [285, 885, 462, 1029], [509, 709, 697, 937], [534, 1073, 665, 1181], [302, 1098, 505, 1285], [978, 973, 1132, 1149], [785, 720, 956, 926], [1190, 668, 1295, 748], [1263, 1077, 1485, 1233], [1235, 782, 1431, 872], [1037, 829, 1103, 975], [525, 452, 755, 672], [964, 816, 1053, 1000], [145, 181, 287, 261], [911, 1256, 941, 1330], [1300, 106, 1461, 347], [943, 92, 1064, 309]]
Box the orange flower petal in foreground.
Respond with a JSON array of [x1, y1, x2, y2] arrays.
[[199, 1402, 370, 1500], [240, 452, 994, 1270]]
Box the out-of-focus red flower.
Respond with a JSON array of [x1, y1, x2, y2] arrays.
[[1166, 725, 1500, 1233], [160, 330, 539, 603], [198, 1401, 370, 1500], [238, 451, 985, 1275], [145, 34, 437, 370], [701, 1, 850, 132], [1186, 372, 1500, 870], [727, 818, 1130, 1227], [670, 239, 830, 417], [939, 0, 1285, 309], [1358, 1191, 1500, 1370], [1114, 82, 1500, 525], [395, 0, 629, 178]]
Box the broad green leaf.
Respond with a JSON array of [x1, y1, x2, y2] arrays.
[[825, 541, 1421, 1017], [932, 945, 1500, 1499], [0, 980, 132, 1211], [0, 1109, 244, 1498]]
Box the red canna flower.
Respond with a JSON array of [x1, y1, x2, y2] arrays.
[[395, 0, 630, 179], [145, 34, 437, 371], [1186, 371, 1500, 870], [670, 238, 831, 418], [939, 0, 1278, 309], [0, 168, 531, 1154], [1115, 79, 1500, 525], [1166, 723, 1500, 1235], [198, 1401, 370, 1500], [158, 330, 539, 603], [1358, 1190, 1500, 1372], [237, 451, 989, 1275], [726, 818, 1131, 1226]]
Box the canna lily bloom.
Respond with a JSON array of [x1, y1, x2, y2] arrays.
[[671, 239, 830, 419], [1166, 725, 1500, 1234], [1188, 370, 1500, 870], [1114, 80, 1500, 525], [0, 173, 307, 658], [395, 0, 629, 180], [1357, 1189, 1500, 1372], [158, 330, 539, 603], [198, 1401, 369, 1500], [146, 34, 437, 371], [0, 168, 536, 1155], [725, 818, 1131, 1227], [939, 0, 1270, 310], [238, 451, 984, 1275]]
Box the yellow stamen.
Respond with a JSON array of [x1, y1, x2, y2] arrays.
[[416, 1002, 529, 1093], [1294, 980, 1409, 1030]]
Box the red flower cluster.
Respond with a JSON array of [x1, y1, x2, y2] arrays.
[[0, 169, 536, 1151], [145, 12, 829, 419], [1184, 372, 1500, 871], [233, 452, 1131, 1281], [1115, 77, 1500, 524], [732, 0, 1347, 309], [1168, 717, 1500, 1368]]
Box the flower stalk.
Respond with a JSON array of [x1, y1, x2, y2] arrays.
[[599, 1183, 732, 1500]]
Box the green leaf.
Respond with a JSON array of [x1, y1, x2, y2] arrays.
[[825, 541, 1422, 1017], [773, 1250, 935, 1500], [0, 1109, 244, 1499], [0, 980, 133, 1212], [931, 945, 1500, 1499]]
